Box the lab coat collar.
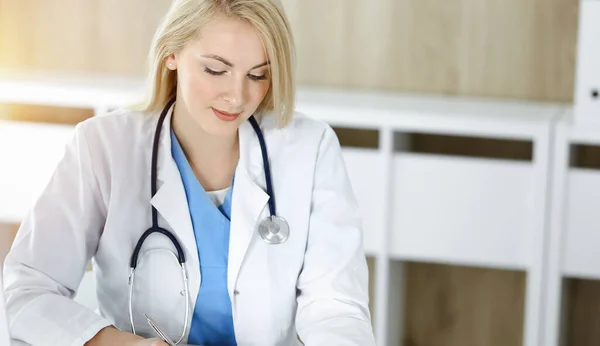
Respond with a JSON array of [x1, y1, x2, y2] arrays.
[[149, 104, 270, 298], [153, 102, 175, 183]]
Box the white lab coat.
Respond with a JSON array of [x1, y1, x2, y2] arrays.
[[2, 106, 375, 346]]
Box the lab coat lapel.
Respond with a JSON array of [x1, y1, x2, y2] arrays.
[[150, 160, 198, 266], [228, 119, 269, 297], [148, 105, 200, 287]]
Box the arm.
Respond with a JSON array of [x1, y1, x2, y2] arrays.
[[2, 121, 113, 345], [295, 126, 376, 346], [85, 326, 167, 346]]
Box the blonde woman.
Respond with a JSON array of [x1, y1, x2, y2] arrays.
[[2, 0, 375, 345]]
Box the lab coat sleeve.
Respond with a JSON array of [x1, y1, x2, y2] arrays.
[[295, 126, 376, 346], [2, 120, 113, 346]]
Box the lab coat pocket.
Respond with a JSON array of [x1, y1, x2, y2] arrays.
[[130, 246, 189, 341]]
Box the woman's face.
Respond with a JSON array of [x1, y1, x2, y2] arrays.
[[166, 15, 271, 136]]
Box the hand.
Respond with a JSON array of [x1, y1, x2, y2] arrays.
[[85, 326, 169, 346], [131, 338, 170, 346]]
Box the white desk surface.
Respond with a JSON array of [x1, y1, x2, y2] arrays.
[[0, 69, 144, 110], [0, 120, 75, 223]]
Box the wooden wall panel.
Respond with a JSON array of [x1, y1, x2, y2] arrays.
[[0, 0, 579, 101], [0, 223, 19, 267], [563, 279, 600, 346], [0, 104, 93, 124], [282, 0, 579, 102], [367, 256, 376, 326], [0, 0, 172, 75], [403, 263, 526, 346]]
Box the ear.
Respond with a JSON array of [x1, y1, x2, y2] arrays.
[[165, 54, 177, 70]]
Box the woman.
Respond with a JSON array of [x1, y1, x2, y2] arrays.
[[2, 0, 375, 345]]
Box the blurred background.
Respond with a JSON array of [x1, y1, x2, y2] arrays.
[[1, 0, 600, 346]]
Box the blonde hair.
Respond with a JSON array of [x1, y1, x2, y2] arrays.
[[136, 0, 296, 127]]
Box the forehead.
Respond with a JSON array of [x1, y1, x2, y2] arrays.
[[185, 15, 268, 67]]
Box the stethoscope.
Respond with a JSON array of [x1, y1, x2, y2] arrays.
[[128, 96, 290, 343]]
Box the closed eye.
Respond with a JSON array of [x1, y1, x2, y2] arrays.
[[205, 67, 267, 81], [204, 67, 226, 76], [248, 74, 267, 81]]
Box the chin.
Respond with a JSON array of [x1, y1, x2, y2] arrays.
[[197, 117, 243, 137]]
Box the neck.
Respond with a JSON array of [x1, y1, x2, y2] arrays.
[[171, 101, 239, 191]]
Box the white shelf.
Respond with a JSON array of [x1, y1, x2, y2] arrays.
[[296, 86, 563, 139], [543, 112, 600, 346], [563, 169, 600, 279], [0, 72, 574, 346], [342, 148, 385, 256], [390, 153, 535, 271]]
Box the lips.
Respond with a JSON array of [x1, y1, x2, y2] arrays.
[[212, 108, 241, 122]]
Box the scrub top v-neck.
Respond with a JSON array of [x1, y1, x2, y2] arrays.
[[170, 129, 237, 345]]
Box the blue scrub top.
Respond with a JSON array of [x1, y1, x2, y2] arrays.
[[171, 129, 237, 345]]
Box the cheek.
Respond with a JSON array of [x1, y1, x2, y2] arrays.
[[188, 75, 217, 105], [179, 69, 218, 107], [249, 82, 270, 106]]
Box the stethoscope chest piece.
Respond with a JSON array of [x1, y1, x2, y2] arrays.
[[258, 215, 289, 244]]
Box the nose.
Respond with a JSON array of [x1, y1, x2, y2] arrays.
[[223, 76, 246, 108]]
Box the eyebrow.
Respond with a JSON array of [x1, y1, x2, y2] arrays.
[[201, 54, 270, 70]]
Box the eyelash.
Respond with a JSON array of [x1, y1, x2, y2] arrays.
[[204, 67, 267, 81]]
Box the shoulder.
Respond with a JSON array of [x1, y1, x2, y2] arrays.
[[257, 111, 344, 190], [283, 111, 333, 139], [262, 111, 339, 156], [76, 108, 158, 143], [71, 108, 158, 178]]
